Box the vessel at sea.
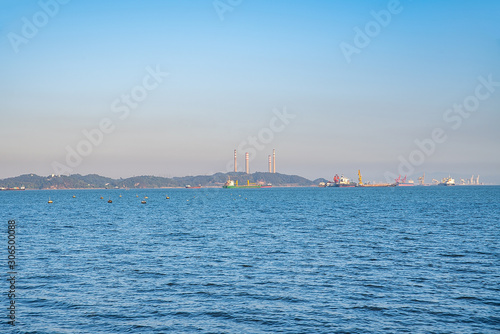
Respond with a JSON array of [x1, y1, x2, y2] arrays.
[[438, 176, 455, 186], [329, 174, 356, 187], [0, 186, 25, 191], [394, 175, 414, 187], [185, 185, 201, 189], [223, 179, 261, 189], [357, 170, 393, 187], [359, 183, 393, 187]]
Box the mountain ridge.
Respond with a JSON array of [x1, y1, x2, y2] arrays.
[[0, 173, 328, 189]]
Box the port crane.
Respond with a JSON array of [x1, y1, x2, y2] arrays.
[[418, 173, 425, 185], [358, 170, 363, 186], [394, 175, 408, 184]]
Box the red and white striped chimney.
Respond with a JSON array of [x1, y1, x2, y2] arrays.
[[234, 149, 237, 172], [272, 149, 276, 173]]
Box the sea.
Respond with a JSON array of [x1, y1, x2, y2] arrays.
[[2, 186, 499, 333]]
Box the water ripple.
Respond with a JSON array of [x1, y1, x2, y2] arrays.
[[1, 186, 499, 333]]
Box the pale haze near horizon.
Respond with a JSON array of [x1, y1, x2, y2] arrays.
[[1, 0, 499, 183]]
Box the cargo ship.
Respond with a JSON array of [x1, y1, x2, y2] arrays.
[[0, 186, 25, 191], [329, 174, 356, 187], [223, 179, 261, 189], [360, 183, 394, 187], [185, 185, 201, 189], [394, 175, 414, 186], [357, 170, 393, 187], [438, 176, 455, 186]]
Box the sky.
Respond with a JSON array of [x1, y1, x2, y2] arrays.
[[1, 0, 499, 183]]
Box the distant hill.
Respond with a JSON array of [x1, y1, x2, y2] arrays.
[[0, 172, 320, 189]]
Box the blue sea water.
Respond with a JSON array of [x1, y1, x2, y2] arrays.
[[2, 186, 499, 333]]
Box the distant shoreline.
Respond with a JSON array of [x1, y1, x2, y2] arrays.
[[0, 172, 496, 189], [0, 172, 323, 190], [1, 185, 497, 192], [2, 185, 322, 191]]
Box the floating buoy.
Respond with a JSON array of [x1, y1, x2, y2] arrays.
[[100, 196, 103, 199], [141, 200, 146, 204], [119, 195, 122, 198], [48, 198, 53, 204], [72, 195, 76, 198], [136, 195, 139, 197], [108, 199, 112, 203], [144, 196, 148, 199], [166, 196, 170, 199]]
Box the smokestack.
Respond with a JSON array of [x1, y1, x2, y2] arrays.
[[234, 149, 237, 172], [245, 152, 249, 174], [268, 155, 272, 173], [272, 149, 276, 173]]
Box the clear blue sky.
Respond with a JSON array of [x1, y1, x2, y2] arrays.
[[1, 0, 499, 183]]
